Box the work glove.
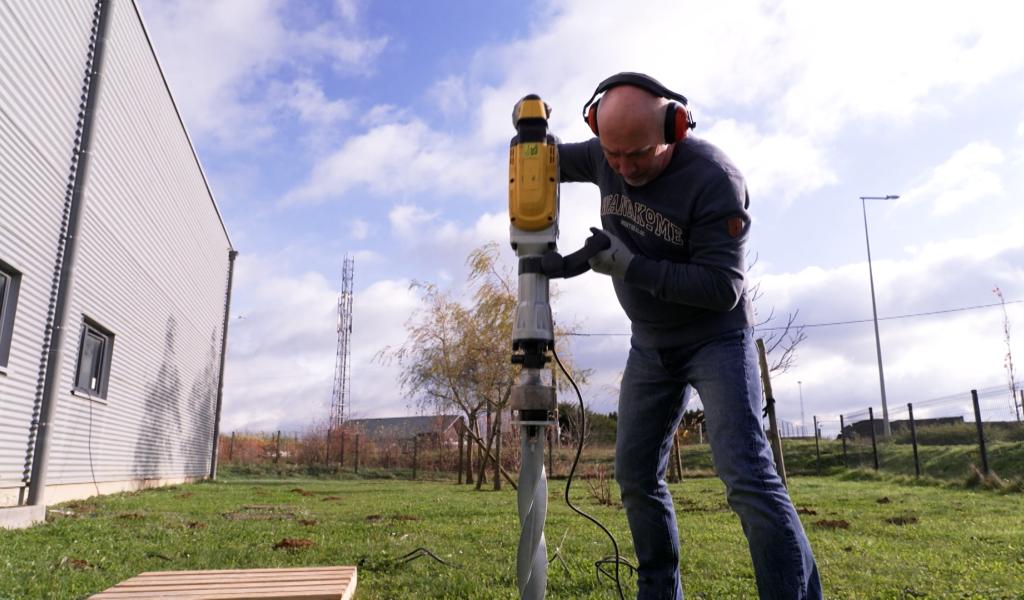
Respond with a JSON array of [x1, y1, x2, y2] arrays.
[[587, 227, 634, 279]]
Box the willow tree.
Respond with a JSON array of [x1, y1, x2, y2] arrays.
[[380, 243, 587, 490]]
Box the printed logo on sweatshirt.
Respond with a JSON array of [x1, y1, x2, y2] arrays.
[[601, 193, 685, 246]]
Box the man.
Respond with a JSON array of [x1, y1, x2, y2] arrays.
[[557, 73, 821, 599]]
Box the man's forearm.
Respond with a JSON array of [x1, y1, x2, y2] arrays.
[[625, 255, 744, 311]]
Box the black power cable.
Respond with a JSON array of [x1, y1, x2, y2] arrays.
[[552, 348, 636, 599]]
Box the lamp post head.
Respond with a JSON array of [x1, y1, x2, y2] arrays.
[[860, 194, 900, 201]]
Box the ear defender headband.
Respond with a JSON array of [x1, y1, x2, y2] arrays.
[[582, 72, 697, 143]]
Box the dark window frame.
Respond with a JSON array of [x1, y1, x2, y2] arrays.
[[74, 318, 114, 399], [0, 260, 21, 370]]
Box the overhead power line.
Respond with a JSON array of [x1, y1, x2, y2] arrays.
[[566, 299, 1023, 336]]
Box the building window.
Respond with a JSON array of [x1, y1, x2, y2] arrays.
[[0, 261, 21, 370], [74, 320, 114, 398]]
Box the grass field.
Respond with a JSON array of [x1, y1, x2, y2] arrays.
[[1, 474, 1022, 599]]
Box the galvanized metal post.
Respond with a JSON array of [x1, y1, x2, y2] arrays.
[[412, 436, 418, 481], [839, 414, 848, 468], [972, 390, 989, 475], [813, 416, 821, 475], [868, 407, 879, 470], [907, 403, 920, 478]]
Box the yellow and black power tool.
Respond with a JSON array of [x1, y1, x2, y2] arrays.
[[507, 95, 609, 600]]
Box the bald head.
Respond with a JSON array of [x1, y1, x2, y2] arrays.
[[595, 85, 673, 187], [596, 85, 666, 142]]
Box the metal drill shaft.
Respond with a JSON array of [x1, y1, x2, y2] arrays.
[[517, 424, 548, 599]]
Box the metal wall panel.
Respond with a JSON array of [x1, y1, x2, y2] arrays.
[[46, 0, 232, 485], [0, 0, 95, 501]]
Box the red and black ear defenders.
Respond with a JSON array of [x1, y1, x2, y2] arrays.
[[582, 72, 697, 143]]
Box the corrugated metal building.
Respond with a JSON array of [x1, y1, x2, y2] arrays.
[[0, 0, 234, 528]]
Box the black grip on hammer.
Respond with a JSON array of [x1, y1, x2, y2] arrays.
[[540, 228, 611, 279]]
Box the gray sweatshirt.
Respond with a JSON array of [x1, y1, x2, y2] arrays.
[[559, 137, 754, 348]]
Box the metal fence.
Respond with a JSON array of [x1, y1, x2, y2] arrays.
[[216, 424, 536, 486], [809, 385, 1024, 479]]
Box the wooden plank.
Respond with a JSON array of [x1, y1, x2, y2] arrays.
[[111, 570, 352, 586], [132, 567, 352, 577], [90, 567, 356, 600]]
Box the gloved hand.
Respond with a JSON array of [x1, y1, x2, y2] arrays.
[[587, 227, 634, 279]]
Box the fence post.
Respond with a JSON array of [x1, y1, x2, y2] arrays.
[[354, 434, 360, 474], [972, 390, 989, 475], [755, 339, 788, 488], [546, 428, 554, 478], [325, 428, 332, 466], [813, 416, 821, 475], [872, 403, 880, 468], [340, 431, 345, 468], [868, 407, 880, 470], [457, 427, 465, 484], [908, 403, 920, 478], [839, 414, 848, 468], [872, 405, 880, 466], [275, 430, 281, 464], [229, 431, 235, 462]]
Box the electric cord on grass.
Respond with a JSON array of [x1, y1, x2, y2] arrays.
[[552, 348, 637, 600]]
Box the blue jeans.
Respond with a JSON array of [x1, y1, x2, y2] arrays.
[[615, 328, 821, 600]]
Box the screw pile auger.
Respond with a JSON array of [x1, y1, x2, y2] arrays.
[[507, 96, 609, 599]]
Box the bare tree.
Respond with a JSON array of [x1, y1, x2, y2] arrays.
[[993, 286, 1021, 421], [748, 252, 807, 374]]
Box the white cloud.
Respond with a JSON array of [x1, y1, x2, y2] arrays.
[[755, 224, 1024, 421], [389, 204, 438, 237], [335, 0, 359, 24], [349, 218, 370, 240], [464, 0, 1024, 201], [283, 118, 501, 205], [298, 25, 388, 71], [222, 251, 421, 429], [276, 79, 354, 125], [427, 75, 469, 120], [140, 0, 386, 146], [705, 119, 837, 202], [900, 142, 1004, 215]]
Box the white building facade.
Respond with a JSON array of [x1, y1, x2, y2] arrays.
[[0, 0, 234, 528]]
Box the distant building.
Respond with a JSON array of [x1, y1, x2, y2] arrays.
[[841, 416, 964, 439], [1, 0, 234, 528]]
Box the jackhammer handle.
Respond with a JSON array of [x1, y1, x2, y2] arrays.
[[540, 228, 611, 279]]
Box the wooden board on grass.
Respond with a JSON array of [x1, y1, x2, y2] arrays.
[[90, 566, 357, 600]]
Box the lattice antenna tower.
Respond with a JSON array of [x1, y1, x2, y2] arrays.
[[330, 255, 355, 429]]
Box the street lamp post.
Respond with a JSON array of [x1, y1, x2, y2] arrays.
[[860, 194, 899, 438]]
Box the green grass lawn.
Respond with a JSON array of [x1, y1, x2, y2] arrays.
[[1, 476, 1021, 599]]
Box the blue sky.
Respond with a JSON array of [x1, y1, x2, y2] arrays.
[[139, 0, 1024, 434]]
